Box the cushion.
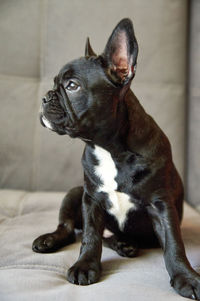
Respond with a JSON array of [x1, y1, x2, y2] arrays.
[[0, 189, 200, 300]]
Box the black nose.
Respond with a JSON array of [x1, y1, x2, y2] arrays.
[[42, 97, 47, 104], [42, 91, 56, 104], [47, 90, 55, 99]]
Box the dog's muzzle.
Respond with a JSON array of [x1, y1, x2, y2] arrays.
[[41, 84, 81, 136]]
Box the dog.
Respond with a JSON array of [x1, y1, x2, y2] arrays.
[[32, 19, 200, 299]]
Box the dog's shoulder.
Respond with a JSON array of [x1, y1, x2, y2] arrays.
[[125, 89, 172, 160]]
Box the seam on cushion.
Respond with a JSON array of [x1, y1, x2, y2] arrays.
[[0, 191, 28, 236], [0, 190, 27, 217], [40, 0, 48, 79], [0, 264, 66, 276], [31, 82, 42, 191], [0, 73, 186, 87], [30, 0, 48, 191], [16, 191, 29, 216], [0, 74, 185, 86], [30, 81, 41, 191], [0, 74, 186, 88], [0, 218, 12, 236], [0, 74, 39, 82]]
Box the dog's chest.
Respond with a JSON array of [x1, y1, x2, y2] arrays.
[[93, 145, 135, 230]]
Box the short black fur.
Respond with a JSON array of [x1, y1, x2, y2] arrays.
[[33, 19, 200, 299]]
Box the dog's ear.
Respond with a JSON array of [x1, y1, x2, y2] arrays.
[[103, 18, 138, 85], [85, 37, 97, 57]]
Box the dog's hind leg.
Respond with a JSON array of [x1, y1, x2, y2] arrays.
[[103, 235, 139, 258], [32, 186, 83, 253]]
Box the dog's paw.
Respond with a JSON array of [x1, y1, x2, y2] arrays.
[[103, 236, 138, 258], [116, 241, 139, 258], [170, 272, 200, 300], [32, 231, 75, 253], [67, 261, 101, 285]]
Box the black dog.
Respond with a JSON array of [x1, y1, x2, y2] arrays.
[[33, 19, 200, 299]]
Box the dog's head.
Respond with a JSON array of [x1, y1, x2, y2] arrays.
[[40, 18, 138, 141]]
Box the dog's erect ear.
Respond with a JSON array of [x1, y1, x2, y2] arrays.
[[85, 37, 97, 57], [103, 18, 138, 85]]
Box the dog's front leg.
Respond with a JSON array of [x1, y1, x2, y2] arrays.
[[67, 192, 104, 285], [147, 199, 200, 300]]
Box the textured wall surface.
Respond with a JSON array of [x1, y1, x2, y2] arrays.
[[187, 0, 200, 209], [0, 0, 187, 191]]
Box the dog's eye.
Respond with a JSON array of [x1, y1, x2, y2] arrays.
[[66, 81, 80, 92]]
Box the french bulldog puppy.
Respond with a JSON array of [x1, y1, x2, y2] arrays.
[[33, 19, 200, 299]]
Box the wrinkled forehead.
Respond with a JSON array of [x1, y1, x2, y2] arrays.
[[57, 57, 107, 85], [58, 57, 104, 81]]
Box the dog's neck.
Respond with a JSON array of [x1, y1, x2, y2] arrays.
[[87, 87, 166, 160], [87, 92, 129, 154]]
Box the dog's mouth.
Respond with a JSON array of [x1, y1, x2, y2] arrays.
[[40, 84, 93, 141], [40, 84, 81, 137], [40, 111, 80, 137]]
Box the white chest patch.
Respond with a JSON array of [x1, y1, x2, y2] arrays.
[[93, 145, 135, 230]]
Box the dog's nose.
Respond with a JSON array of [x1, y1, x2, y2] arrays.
[[42, 96, 47, 104], [47, 91, 54, 99], [42, 91, 56, 104]]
